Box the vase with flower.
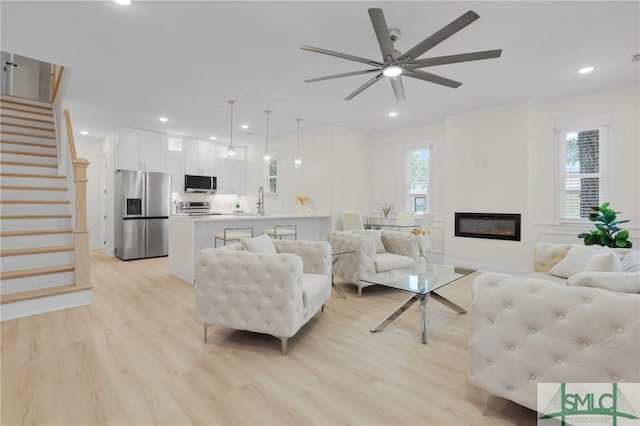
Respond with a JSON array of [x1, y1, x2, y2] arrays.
[[380, 202, 393, 219], [411, 227, 429, 259], [296, 194, 313, 215]]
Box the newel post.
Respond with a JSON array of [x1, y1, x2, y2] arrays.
[[73, 157, 90, 287]]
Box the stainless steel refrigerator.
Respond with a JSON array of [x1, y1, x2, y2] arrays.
[[114, 170, 171, 260]]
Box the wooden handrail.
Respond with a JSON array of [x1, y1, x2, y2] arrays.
[[63, 109, 78, 164], [50, 65, 64, 103]]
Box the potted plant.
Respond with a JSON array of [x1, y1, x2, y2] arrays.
[[578, 202, 633, 248]]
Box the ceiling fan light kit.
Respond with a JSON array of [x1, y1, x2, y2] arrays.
[[302, 8, 502, 102]]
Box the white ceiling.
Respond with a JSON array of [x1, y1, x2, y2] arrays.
[[1, 1, 639, 144]]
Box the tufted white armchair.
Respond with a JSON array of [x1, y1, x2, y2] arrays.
[[328, 230, 418, 296], [195, 239, 332, 354], [469, 244, 640, 414]]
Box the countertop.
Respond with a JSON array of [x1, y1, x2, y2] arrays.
[[170, 212, 331, 221]]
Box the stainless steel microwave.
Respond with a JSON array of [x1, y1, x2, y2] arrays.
[[184, 174, 216, 193]]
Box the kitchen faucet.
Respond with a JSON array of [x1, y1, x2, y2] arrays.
[[257, 186, 265, 216]]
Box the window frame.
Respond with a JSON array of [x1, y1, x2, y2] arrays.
[[403, 142, 431, 214], [264, 151, 279, 196], [555, 113, 611, 223]]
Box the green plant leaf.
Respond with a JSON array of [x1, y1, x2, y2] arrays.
[[616, 219, 630, 225], [617, 230, 629, 240], [595, 224, 609, 234], [603, 211, 616, 223], [615, 239, 628, 248], [601, 202, 610, 210]]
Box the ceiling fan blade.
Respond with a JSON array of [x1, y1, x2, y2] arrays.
[[301, 45, 383, 67], [344, 73, 384, 100], [406, 49, 502, 69], [389, 76, 406, 102], [398, 10, 480, 62], [404, 69, 462, 89], [304, 69, 380, 83], [368, 8, 396, 62]]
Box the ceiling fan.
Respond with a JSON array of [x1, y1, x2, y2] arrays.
[[301, 8, 502, 102]]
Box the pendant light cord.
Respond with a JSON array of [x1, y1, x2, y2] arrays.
[[228, 100, 235, 149]]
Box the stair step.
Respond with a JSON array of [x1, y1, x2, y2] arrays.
[[0, 190, 69, 202], [0, 175, 67, 188], [0, 161, 58, 174], [0, 95, 53, 110], [0, 148, 57, 158], [0, 228, 72, 237], [0, 113, 54, 126], [0, 229, 73, 249], [0, 138, 57, 150], [0, 106, 54, 121], [1, 269, 75, 295], [0, 152, 58, 166], [0, 244, 74, 257], [0, 284, 88, 305], [0, 200, 71, 216], [0, 185, 67, 192], [0, 216, 72, 232], [0, 130, 55, 141], [0, 249, 74, 272], [0, 264, 74, 280], [0, 122, 55, 132]]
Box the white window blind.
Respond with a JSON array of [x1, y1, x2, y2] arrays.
[[405, 148, 430, 213], [267, 158, 278, 194]]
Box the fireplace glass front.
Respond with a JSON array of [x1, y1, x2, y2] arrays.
[[455, 213, 521, 241]]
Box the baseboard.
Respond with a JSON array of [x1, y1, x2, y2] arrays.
[[0, 288, 92, 321]]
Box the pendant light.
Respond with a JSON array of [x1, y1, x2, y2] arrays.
[[263, 110, 271, 163], [294, 118, 302, 168], [227, 100, 236, 159]]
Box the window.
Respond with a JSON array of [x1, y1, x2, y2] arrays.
[[405, 147, 430, 213], [266, 158, 278, 195], [557, 114, 610, 220]]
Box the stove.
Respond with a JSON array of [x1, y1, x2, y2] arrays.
[[178, 201, 212, 215]]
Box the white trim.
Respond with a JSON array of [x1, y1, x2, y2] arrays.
[[0, 289, 92, 321]]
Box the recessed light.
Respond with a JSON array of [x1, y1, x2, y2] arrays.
[[388, 112, 398, 117], [210, 136, 217, 140], [159, 117, 169, 122], [80, 131, 89, 135], [241, 124, 249, 129], [578, 66, 594, 74], [112, 0, 131, 5]]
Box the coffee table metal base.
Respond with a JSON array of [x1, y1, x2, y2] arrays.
[[370, 291, 467, 343]]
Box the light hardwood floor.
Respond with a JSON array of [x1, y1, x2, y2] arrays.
[[1, 250, 537, 425]]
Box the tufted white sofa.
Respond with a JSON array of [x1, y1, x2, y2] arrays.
[[195, 239, 332, 354], [469, 243, 640, 414], [328, 230, 418, 296]]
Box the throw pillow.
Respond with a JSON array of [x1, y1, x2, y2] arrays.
[[621, 251, 640, 273], [548, 245, 597, 278], [240, 233, 277, 254], [352, 229, 386, 253], [567, 271, 640, 294], [584, 247, 622, 272]]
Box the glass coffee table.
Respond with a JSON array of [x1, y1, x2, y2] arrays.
[[361, 262, 476, 344]]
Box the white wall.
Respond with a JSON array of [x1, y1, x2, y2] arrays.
[[529, 86, 640, 246], [246, 125, 370, 230], [367, 86, 639, 273]]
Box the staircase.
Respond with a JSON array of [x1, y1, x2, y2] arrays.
[[0, 94, 91, 320]]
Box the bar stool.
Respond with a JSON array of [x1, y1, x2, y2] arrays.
[[264, 224, 297, 240], [214, 227, 253, 248]]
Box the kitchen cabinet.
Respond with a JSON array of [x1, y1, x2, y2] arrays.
[[183, 138, 216, 176], [116, 127, 166, 172], [215, 157, 246, 195]]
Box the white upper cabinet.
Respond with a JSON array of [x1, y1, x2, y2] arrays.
[[183, 138, 216, 176], [116, 128, 166, 172], [215, 145, 247, 195]]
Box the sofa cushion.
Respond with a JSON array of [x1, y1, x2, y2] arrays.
[[621, 251, 640, 273], [302, 273, 330, 306], [548, 245, 597, 278], [526, 271, 566, 285], [352, 229, 386, 253], [567, 271, 640, 293], [240, 233, 277, 254], [374, 252, 415, 272], [584, 246, 622, 272]]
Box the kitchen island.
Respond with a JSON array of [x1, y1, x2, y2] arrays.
[[168, 213, 332, 283]]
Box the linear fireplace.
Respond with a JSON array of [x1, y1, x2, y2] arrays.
[[455, 212, 521, 241]]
